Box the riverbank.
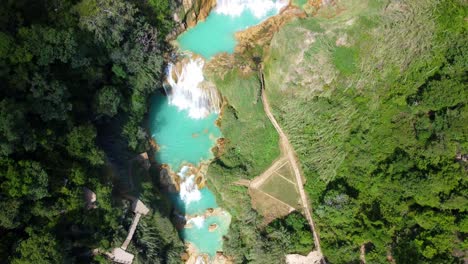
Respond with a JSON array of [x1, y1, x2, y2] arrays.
[[149, 0, 334, 262]]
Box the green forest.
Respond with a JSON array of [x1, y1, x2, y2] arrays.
[[0, 0, 183, 263], [264, 0, 467, 263], [0, 0, 467, 263]]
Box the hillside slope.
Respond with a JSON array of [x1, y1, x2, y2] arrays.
[[264, 0, 467, 263]]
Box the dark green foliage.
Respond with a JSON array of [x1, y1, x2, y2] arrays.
[[11, 230, 63, 264], [95, 86, 121, 117], [0, 199, 22, 229], [0, 160, 48, 200], [29, 75, 72, 121], [223, 212, 290, 264], [0, 0, 177, 262], [129, 182, 185, 264], [66, 125, 104, 165], [0, 99, 31, 156], [266, 212, 314, 255], [18, 26, 77, 66]]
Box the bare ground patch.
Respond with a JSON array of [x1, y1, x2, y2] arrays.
[[249, 188, 294, 224]]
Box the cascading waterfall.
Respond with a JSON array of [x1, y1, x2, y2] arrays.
[[214, 0, 288, 18], [188, 216, 205, 229], [164, 58, 219, 243], [150, 0, 288, 261], [178, 166, 202, 206], [165, 57, 221, 119]]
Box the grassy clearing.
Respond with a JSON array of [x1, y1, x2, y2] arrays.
[[276, 162, 296, 182], [259, 174, 301, 208], [263, 0, 391, 185], [332, 46, 358, 75], [249, 188, 293, 223]]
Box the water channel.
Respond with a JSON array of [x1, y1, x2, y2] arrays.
[[149, 0, 287, 260]]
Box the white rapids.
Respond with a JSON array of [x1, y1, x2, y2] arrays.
[[178, 166, 202, 206], [165, 57, 220, 119], [188, 216, 205, 229], [214, 0, 288, 18]]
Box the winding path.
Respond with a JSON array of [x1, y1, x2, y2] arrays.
[[258, 68, 325, 263], [250, 157, 288, 188]]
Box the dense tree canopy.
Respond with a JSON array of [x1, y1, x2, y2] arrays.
[[0, 0, 177, 262]]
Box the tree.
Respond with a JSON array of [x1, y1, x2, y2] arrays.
[[11, 230, 63, 264], [94, 86, 121, 117], [76, 0, 137, 46], [0, 32, 13, 59], [66, 125, 104, 165], [0, 199, 22, 229], [18, 26, 77, 66], [0, 159, 48, 200], [0, 99, 31, 156], [29, 74, 72, 121], [0, 0, 175, 260]]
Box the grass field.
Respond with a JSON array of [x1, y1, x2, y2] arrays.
[[249, 188, 293, 224], [259, 173, 301, 208], [276, 161, 296, 182]]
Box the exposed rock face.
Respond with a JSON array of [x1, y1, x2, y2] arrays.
[[182, 0, 217, 28], [203, 5, 307, 78], [234, 6, 307, 54], [167, 0, 216, 40], [286, 250, 323, 264], [212, 137, 227, 157], [208, 223, 218, 232]]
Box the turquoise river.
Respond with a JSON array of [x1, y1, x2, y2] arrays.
[[149, 0, 286, 260]]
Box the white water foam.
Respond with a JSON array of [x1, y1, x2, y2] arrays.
[[166, 58, 220, 119], [178, 166, 202, 206], [195, 256, 206, 264], [214, 0, 288, 18], [188, 216, 205, 229]]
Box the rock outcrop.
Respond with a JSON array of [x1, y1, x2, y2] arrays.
[[235, 6, 307, 55], [204, 5, 307, 77], [167, 0, 216, 41], [208, 223, 218, 232], [181, 0, 217, 28]]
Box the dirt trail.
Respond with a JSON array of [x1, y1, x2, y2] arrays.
[[250, 156, 288, 188], [258, 68, 325, 262]]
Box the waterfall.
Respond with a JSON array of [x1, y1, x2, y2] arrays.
[[188, 216, 205, 229], [178, 166, 202, 205], [214, 0, 288, 18], [195, 256, 206, 264], [165, 57, 221, 119]]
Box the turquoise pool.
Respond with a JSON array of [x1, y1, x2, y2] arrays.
[[178, 8, 280, 59], [149, 94, 221, 171]]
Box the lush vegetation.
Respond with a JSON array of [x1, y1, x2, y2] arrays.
[[0, 0, 182, 262], [211, 69, 279, 178], [127, 169, 185, 264], [206, 64, 313, 262], [1, 0, 466, 263], [265, 0, 467, 263], [266, 212, 315, 255], [206, 70, 286, 263]]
